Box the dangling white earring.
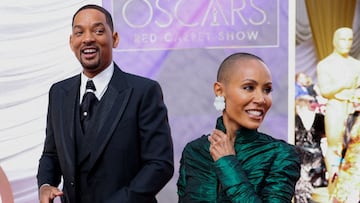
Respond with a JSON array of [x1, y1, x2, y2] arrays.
[[213, 96, 225, 111]]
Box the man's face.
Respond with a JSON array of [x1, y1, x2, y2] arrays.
[[70, 8, 119, 77]]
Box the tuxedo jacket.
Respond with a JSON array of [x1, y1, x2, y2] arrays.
[[37, 64, 174, 203]]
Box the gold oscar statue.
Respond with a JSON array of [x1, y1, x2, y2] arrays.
[[316, 27, 360, 202]]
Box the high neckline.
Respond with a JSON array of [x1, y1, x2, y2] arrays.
[[215, 116, 259, 144]]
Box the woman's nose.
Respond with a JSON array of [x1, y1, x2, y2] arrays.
[[254, 90, 266, 104]]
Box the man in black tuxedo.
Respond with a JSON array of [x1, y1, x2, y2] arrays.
[[37, 4, 174, 203]]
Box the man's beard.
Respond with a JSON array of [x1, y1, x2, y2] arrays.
[[80, 58, 101, 71]]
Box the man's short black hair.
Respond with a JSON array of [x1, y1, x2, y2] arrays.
[[217, 52, 264, 82], [72, 4, 114, 32]]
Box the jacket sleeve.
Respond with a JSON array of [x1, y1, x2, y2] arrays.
[[107, 80, 174, 203], [37, 85, 62, 188]]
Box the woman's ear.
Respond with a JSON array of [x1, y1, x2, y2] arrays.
[[213, 81, 223, 96]]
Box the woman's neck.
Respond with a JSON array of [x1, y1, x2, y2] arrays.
[[222, 117, 239, 141]]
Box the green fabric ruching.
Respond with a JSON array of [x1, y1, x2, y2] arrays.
[[177, 116, 300, 203]]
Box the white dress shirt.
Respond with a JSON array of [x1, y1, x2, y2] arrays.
[[79, 62, 114, 103]]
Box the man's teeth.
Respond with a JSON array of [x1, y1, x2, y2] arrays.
[[83, 49, 96, 53], [247, 110, 262, 116]]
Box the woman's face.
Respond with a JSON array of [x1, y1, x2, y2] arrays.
[[221, 59, 273, 130]]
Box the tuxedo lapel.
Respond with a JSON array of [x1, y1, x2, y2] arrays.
[[87, 66, 132, 170], [57, 75, 80, 177]]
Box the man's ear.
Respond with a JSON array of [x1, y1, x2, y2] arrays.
[[69, 35, 75, 52], [112, 32, 120, 48]]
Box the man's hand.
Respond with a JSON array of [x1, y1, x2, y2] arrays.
[[39, 184, 63, 203], [208, 129, 236, 161]]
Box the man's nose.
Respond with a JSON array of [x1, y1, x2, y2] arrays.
[[82, 32, 95, 44]]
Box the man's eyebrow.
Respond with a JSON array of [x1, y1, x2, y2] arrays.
[[93, 22, 106, 27], [72, 25, 82, 29], [72, 22, 105, 29]]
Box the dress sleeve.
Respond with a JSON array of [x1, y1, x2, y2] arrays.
[[262, 147, 301, 202], [177, 140, 218, 203], [177, 151, 187, 200], [214, 148, 300, 203]]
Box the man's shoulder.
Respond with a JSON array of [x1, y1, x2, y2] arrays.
[[124, 71, 156, 84], [51, 74, 79, 90], [115, 67, 158, 87]]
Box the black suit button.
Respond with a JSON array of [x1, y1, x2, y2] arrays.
[[70, 182, 75, 187]]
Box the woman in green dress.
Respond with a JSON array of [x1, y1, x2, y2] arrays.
[[177, 52, 301, 202]]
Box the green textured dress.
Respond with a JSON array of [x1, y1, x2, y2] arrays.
[[177, 117, 301, 203]]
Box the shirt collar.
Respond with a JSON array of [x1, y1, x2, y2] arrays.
[[80, 62, 114, 101]]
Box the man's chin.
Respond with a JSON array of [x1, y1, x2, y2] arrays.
[[80, 61, 100, 71], [83, 65, 99, 71]]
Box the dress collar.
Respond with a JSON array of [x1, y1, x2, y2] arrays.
[[215, 116, 260, 143]]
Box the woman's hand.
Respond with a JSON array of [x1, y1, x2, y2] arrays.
[[208, 129, 236, 161]]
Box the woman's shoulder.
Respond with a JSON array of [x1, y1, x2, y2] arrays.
[[258, 133, 299, 156], [254, 134, 301, 172], [182, 135, 211, 159], [180, 135, 216, 175], [184, 135, 209, 151]]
